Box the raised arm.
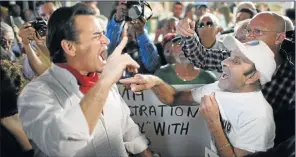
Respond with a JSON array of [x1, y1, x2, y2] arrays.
[[19, 23, 51, 76], [176, 17, 231, 72], [134, 19, 160, 73], [120, 74, 198, 106], [181, 33, 230, 72]]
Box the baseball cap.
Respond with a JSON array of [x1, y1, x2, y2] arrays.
[[223, 35, 276, 85], [171, 35, 182, 45], [162, 33, 176, 47]]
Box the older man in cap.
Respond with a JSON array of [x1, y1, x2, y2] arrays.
[[120, 36, 276, 157]]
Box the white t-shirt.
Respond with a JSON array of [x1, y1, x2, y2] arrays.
[[191, 81, 275, 153]]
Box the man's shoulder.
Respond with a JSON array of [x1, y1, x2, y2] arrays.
[[22, 69, 55, 93]]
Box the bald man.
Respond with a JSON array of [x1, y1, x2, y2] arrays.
[[176, 11, 295, 151]]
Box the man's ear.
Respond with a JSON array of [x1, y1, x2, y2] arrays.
[[245, 71, 260, 85], [61, 40, 76, 57], [275, 32, 286, 45]]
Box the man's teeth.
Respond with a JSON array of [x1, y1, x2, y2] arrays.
[[99, 55, 106, 63]]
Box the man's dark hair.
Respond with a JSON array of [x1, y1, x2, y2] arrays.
[[9, 4, 21, 17], [173, 2, 183, 7], [46, 3, 95, 63], [238, 8, 255, 18], [285, 8, 295, 21], [36, 1, 56, 8], [1, 60, 28, 111]]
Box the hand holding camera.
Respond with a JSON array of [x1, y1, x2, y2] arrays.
[[130, 19, 145, 36], [19, 18, 47, 46], [19, 23, 36, 45]]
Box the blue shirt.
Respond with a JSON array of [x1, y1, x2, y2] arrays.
[[106, 16, 160, 73]]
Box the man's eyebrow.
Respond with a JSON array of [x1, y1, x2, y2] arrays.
[[92, 31, 103, 35]]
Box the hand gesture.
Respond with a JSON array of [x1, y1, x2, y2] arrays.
[[100, 37, 139, 87], [119, 74, 161, 92], [131, 19, 146, 36], [18, 23, 35, 45], [200, 93, 221, 132], [176, 17, 195, 37]]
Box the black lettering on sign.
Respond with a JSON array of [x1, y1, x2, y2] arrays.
[[129, 105, 139, 116], [171, 123, 181, 133], [139, 105, 148, 116], [153, 121, 190, 136], [170, 107, 174, 116], [133, 91, 144, 101], [187, 107, 199, 118], [149, 106, 157, 116], [175, 107, 183, 116], [180, 122, 189, 135], [137, 122, 145, 134], [158, 105, 167, 117], [121, 88, 130, 100], [154, 121, 165, 136], [221, 119, 232, 134]]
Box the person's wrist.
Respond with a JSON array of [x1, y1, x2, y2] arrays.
[[22, 40, 30, 46], [152, 75, 163, 87], [99, 74, 114, 88], [208, 120, 222, 133]]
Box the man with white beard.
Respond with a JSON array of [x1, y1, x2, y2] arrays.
[[155, 35, 216, 84]]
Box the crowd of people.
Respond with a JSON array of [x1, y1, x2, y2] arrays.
[[0, 1, 295, 157]]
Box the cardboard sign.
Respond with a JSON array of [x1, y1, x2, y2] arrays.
[[118, 84, 213, 157]]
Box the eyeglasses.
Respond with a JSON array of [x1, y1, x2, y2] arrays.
[[197, 21, 214, 28], [172, 39, 182, 46], [0, 38, 15, 46], [243, 28, 280, 37]]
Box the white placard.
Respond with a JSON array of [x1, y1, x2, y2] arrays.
[[118, 84, 212, 157]]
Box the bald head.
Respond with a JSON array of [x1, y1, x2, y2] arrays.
[[282, 15, 294, 32], [251, 12, 285, 33]]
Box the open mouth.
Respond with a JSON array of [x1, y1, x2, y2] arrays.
[[98, 50, 107, 64]]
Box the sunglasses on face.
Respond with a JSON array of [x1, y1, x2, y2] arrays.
[[197, 21, 214, 28]]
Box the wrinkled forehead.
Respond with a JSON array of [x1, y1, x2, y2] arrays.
[[3, 31, 14, 39], [247, 14, 276, 30], [75, 15, 104, 33], [231, 48, 253, 64]]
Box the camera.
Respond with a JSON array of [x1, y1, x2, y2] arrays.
[[30, 17, 47, 37], [125, 0, 153, 22]]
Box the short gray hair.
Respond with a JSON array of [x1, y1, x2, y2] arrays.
[[234, 19, 251, 33], [0, 22, 13, 37]]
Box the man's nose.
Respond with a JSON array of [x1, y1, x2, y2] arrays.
[[101, 34, 110, 45]]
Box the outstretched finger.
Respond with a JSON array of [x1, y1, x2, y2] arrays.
[[112, 36, 128, 56], [119, 76, 145, 85]]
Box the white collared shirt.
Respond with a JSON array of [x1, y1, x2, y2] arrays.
[[18, 64, 148, 157]]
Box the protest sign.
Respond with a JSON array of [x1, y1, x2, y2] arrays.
[[117, 84, 212, 157]]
